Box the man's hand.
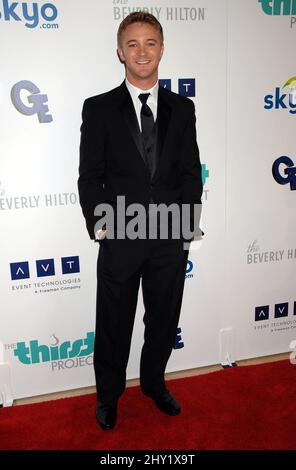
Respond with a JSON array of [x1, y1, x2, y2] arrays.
[[96, 229, 107, 241]]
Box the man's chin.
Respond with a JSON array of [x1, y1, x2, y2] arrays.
[[133, 70, 157, 82]]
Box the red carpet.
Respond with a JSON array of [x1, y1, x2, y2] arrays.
[[1, 359, 296, 450]]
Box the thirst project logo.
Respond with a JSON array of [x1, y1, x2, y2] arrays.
[[258, 0, 296, 27], [14, 332, 94, 372], [259, 0, 296, 15]]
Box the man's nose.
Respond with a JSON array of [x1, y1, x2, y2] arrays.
[[138, 44, 147, 55]]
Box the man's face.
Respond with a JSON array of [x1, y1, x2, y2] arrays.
[[118, 22, 164, 87]]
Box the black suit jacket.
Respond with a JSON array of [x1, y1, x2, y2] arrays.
[[78, 81, 203, 239]]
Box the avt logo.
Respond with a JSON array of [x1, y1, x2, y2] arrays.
[[14, 332, 94, 364], [258, 0, 296, 15], [178, 79, 196, 97], [0, 0, 59, 29], [255, 305, 269, 321], [10, 256, 80, 280], [255, 301, 295, 321], [264, 77, 296, 114], [159, 78, 196, 97], [160, 79, 171, 90], [11, 80, 53, 123], [272, 156, 296, 190]]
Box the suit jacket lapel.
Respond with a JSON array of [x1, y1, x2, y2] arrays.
[[119, 82, 172, 179], [153, 86, 172, 182], [119, 82, 146, 166]]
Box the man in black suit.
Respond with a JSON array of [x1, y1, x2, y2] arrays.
[[78, 12, 203, 430]]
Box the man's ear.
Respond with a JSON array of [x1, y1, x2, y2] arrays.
[[160, 43, 164, 60], [117, 48, 125, 63]]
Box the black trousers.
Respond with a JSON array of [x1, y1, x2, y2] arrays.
[[94, 236, 189, 405]]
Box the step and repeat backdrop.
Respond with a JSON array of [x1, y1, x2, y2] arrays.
[[0, 0, 295, 400], [226, 0, 296, 360]]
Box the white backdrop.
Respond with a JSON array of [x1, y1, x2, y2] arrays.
[[0, 0, 294, 401], [225, 0, 296, 360]]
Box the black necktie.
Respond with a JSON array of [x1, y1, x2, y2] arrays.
[[138, 93, 154, 140]]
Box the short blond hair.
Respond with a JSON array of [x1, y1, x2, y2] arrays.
[[117, 11, 164, 46]]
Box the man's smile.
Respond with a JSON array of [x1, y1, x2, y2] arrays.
[[136, 59, 151, 64]]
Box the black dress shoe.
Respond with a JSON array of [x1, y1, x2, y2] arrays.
[[96, 403, 117, 430], [152, 391, 181, 416]]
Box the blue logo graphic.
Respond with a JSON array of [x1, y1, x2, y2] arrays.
[[10, 261, 30, 280], [174, 327, 184, 349], [159, 79, 171, 90], [178, 79, 196, 97], [11, 80, 53, 123], [274, 302, 289, 318], [258, 0, 296, 15], [255, 302, 296, 321], [264, 87, 296, 114], [10, 256, 80, 280], [159, 78, 196, 97], [186, 260, 193, 274], [185, 260, 194, 279], [255, 305, 269, 321], [202, 164, 209, 186], [0, 0, 58, 29], [272, 156, 296, 190], [36, 258, 55, 277], [61, 256, 80, 275], [14, 332, 94, 365]]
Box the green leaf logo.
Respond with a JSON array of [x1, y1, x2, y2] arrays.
[[283, 77, 296, 90]]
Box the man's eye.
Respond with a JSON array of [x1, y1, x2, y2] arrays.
[[128, 43, 137, 47]]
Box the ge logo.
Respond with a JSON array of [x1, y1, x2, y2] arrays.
[[272, 156, 296, 191], [11, 80, 53, 123]]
